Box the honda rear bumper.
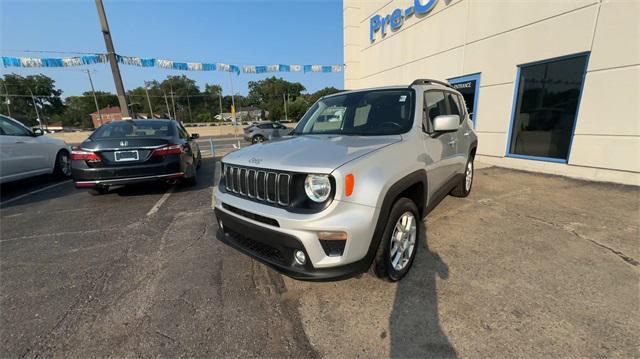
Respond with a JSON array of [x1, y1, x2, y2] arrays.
[[74, 172, 184, 188]]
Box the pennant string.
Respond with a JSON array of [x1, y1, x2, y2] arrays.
[[0, 54, 343, 74]]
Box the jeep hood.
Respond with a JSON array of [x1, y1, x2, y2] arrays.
[[222, 135, 401, 173]]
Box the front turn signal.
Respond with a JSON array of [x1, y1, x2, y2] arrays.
[[345, 173, 354, 197]]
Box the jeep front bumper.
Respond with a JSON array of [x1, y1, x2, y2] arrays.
[[213, 188, 380, 281]]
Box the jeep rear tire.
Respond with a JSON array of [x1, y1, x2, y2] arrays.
[[371, 197, 420, 281], [451, 155, 474, 197]]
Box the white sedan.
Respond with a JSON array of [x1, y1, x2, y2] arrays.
[[0, 115, 71, 184]]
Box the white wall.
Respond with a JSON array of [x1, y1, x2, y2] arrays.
[[343, 0, 640, 185]]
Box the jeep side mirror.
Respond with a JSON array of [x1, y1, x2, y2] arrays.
[[432, 115, 459, 132], [190, 133, 199, 139], [32, 128, 44, 136]]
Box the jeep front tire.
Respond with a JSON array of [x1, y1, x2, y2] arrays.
[[371, 197, 420, 281]]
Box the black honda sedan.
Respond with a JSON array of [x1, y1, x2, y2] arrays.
[[71, 119, 201, 194]]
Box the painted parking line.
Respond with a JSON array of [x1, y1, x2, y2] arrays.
[[146, 186, 175, 217], [0, 180, 72, 207]]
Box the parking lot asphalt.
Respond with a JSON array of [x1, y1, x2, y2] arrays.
[[1, 159, 638, 358]]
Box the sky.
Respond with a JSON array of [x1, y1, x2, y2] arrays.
[[0, 0, 344, 98]]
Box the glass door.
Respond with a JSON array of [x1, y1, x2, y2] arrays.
[[448, 73, 481, 127]]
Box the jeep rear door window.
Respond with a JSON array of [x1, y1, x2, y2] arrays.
[[295, 89, 414, 136], [508, 54, 588, 161]]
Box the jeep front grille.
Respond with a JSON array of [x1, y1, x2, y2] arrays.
[[224, 164, 291, 206]]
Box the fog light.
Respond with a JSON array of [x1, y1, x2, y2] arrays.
[[294, 250, 306, 265]]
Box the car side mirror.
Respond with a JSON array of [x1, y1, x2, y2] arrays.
[[32, 128, 44, 136], [432, 115, 459, 132], [190, 133, 199, 139]]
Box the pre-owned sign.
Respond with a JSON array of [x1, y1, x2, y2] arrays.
[[370, 0, 438, 42]]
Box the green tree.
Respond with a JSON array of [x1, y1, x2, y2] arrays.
[[62, 91, 118, 128], [203, 84, 224, 118], [159, 75, 200, 122], [308, 86, 341, 104], [0, 74, 65, 127], [247, 77, 305, 121]]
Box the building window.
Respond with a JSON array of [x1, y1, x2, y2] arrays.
[[508, 53, 588, 162]]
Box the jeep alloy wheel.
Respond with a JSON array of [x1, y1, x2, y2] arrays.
[[390, 211, 417, 271]]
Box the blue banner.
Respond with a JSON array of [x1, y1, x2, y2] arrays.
[[1, 54, 343, 74]]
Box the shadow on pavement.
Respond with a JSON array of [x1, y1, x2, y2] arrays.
[[102, 157, 217, 197], [0, 157, 218, 207], [0, 174, 72, 209], [390, 222, 457, 358]]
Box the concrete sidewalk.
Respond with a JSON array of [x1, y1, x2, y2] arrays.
[[286, 166, 639, 358]]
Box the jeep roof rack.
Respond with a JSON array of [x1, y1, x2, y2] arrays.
[[410, 79, 452, 88]]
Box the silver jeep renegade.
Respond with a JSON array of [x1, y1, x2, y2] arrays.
[[214, 79, 478, 281]]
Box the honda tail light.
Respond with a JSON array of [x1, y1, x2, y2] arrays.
[[151, 144, 184, 157], [70, 150, 101, 162]]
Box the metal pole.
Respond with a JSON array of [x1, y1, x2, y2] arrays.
[[218, 91, 223, 121], [163, 91, 172, 120], [2, 81, 10, 117], [85, 69, 103, 126], [186, 94, 193, 123], [144, 81, 154, 118], [169, 81, 177, 121], [229, 73, 239, 148], [95, 0, 129, 118], [283, 93, 288, 122], [28, 88, 42, 128]]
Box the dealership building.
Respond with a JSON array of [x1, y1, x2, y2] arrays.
[[343, 0, 639, 185]]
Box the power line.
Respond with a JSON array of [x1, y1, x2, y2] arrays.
[[1, 93, 237, 99], [0, 49, 103, 55]]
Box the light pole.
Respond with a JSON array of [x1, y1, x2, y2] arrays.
[[144, 81, 154, 118], [2, 81, 10, 117]]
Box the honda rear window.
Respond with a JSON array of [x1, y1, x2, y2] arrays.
[[91, 121, 175, 139]]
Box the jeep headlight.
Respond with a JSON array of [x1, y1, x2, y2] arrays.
[[304, 174, 331, 203]]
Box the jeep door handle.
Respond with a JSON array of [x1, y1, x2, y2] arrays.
[[464, 131, 470, 136], [448, 140, 456, 147]]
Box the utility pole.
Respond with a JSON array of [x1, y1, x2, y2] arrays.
[[95, 0, 129, 118], [84, 69, 102, 126], [2, 81, 11, 117], [144, 81, 154, 118]]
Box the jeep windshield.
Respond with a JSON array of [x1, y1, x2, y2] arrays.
[[293, 89, 414, 136]]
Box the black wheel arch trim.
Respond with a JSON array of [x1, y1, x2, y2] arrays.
[[470, 140, 478, 156], [361, 169, 429, 272]]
